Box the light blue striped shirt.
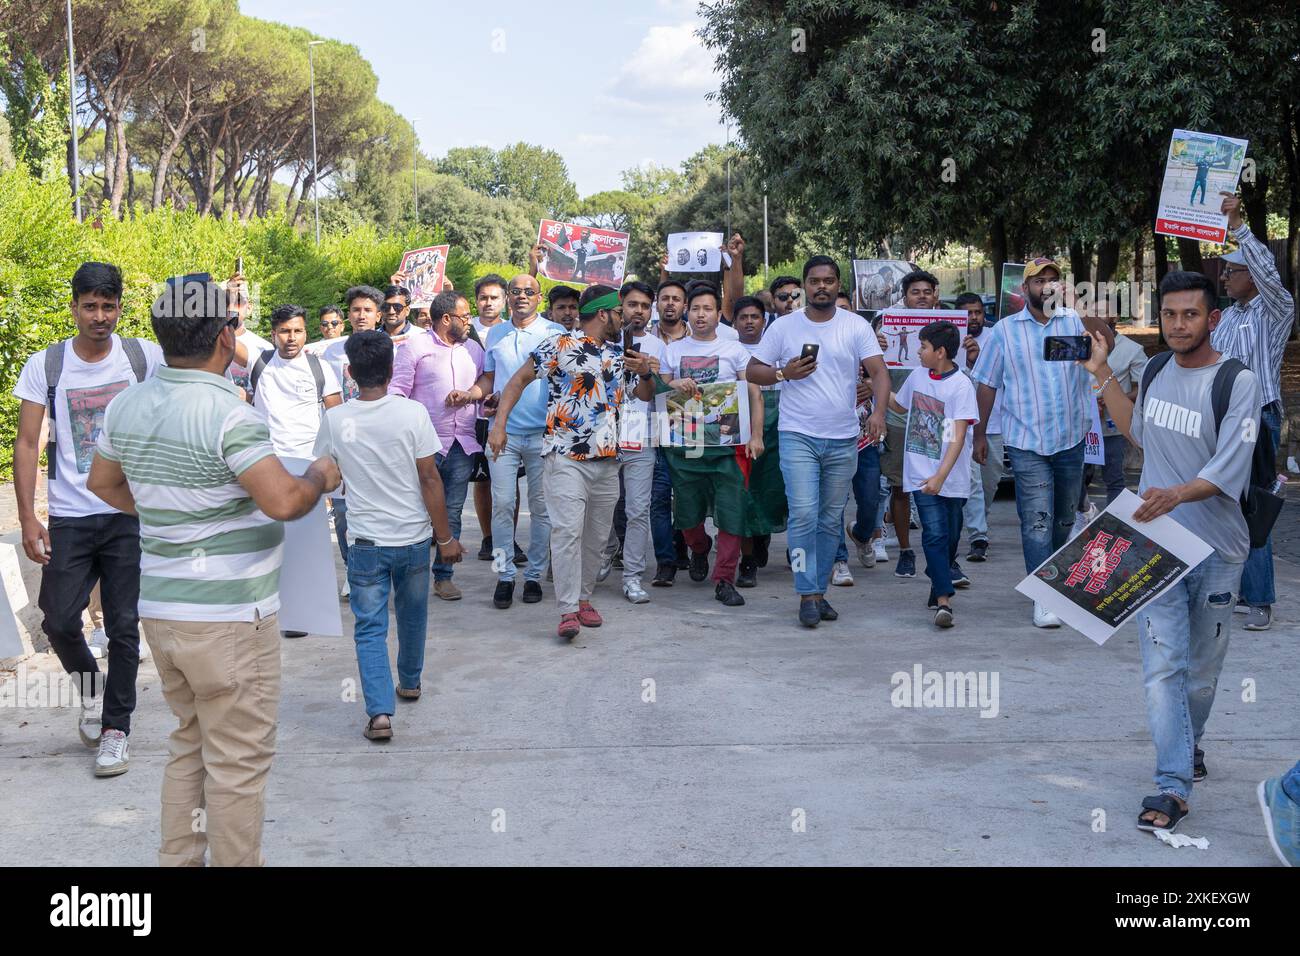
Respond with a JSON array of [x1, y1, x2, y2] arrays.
[[970, 307, 1091, 455]]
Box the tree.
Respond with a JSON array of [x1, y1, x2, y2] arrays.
[[436, 141, 577, 219]]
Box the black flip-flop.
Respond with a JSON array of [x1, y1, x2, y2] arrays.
[[1136, 793, 1188, 832]]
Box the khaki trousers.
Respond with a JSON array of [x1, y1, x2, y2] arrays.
[[140, 612, 280, 867], [543, 454, 621, 613]]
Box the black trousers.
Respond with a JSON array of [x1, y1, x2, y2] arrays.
[[38, 512, 142, 734]]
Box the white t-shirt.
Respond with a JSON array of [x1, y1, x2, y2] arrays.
[[665, 335, 752, 384], [230, 327, 272, 392], [896, 366, 980, 498], [626, 333, 671, 443], [752, 307, 882, 440], [740, 340, 780, 391], [313, 395, 443, 547], [13, 335, 164, 517], [306, 336, 358, 401], [252, 351, 341, 458]]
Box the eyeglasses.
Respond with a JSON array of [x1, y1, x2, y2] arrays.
[[775, 291, 802, 302], [452, 313, 473, 321], [321, 320, 343, 328], [381, 302, 406, 313], [1220, 268, 1247, 278], [507, 288, 538, 297]]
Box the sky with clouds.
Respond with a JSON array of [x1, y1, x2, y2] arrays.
[[240, 0, 726, 195]]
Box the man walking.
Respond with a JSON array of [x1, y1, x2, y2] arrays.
[[88, 272, 340, 865]]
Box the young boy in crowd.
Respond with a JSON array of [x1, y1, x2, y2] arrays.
[[888, 321, 978, 628]]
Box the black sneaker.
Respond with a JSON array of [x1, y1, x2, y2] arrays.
[[715, 580, 745, 606], [934, 606, 954, 628], [797, 599, 821, 628], [753, 536, 770, 568], [736, 556, 758, 588], [817, 598, 838, 621], [951, 564, 971, 588], [521, 580, 543, 603], [966, 539, 988, 563], [652, 562, 676, 587], [689, 549, 710, 582], [927, 595, 939, 610], [1194, 748, 1208, 782], [512, 542, 527, 566], [493, 579, 514, 609], [895, 549, 916, 577], [477, 534, 494, 561], [674, 533, 690, 570]]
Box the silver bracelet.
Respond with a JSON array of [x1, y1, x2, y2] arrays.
[[436, 536, 454, 547], [1093, 372, 1117, 394]]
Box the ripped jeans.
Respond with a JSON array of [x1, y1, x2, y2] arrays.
[[1005, 441, 1086, 574], [1135, 551, 1243, 801]]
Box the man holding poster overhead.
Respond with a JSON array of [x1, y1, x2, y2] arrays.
[[1080, 270, 1259, 834]]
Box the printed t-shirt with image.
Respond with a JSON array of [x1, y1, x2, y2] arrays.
[[895, 365, 979, 499]]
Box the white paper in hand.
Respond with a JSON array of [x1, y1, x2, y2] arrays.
[[277, 457, 344, 637], [667, 232, 724, 273]]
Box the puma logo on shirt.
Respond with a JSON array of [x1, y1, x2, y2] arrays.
[[1143, 397, 1202, 439]]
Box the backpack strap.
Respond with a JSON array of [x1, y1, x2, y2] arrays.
[[248, 349, 275, 401], [1137, 349, 1175, 408], [43, 341, 68, 480], [305, 351, 326, 405], [1208, 358, 1247, 434], [121, 336, 148, 383]]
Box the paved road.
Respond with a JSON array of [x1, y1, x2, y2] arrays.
[[1, 493, 1295, 866]]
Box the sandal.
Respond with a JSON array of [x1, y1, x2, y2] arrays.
[[364, 716, 393, 741], [1137, 793, 1188, 832], [396, 685, 422, 701], [1193, 748, 1207, 783]]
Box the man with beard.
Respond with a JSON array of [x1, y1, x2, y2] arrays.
[[394, 291, 484, 601], [970, 257, 1094, 628], [547, 285, 581, 332], [952, 291, 1002, 562], [469, 274, 510, 560], [489, 285, 654, 639]]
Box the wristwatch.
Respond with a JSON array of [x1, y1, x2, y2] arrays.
[[775, 369, 786, 383]]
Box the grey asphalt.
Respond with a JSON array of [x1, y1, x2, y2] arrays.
[[1, 493, 1296, 867]]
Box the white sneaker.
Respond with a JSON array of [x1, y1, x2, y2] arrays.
[[78, 695, 102, 748], [94, 729, 129, 777], [850, 526, 875, 568], [881, 526, 899, 549], [596, 556, 614, 583], [89, 628, 107, 660], [1288, 455, 1298, 474], [623, 580, 650, 604], [831, 560, 854, 587], [872, 538, 889, 563], [339, 578, 350, 599], [1071, 502, 1099, 538], [1033, 602, 1062, 628]]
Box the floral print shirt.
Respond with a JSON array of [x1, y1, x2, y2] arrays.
[[531, 333, 626, 460]]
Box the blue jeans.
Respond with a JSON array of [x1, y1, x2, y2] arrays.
[[651, 449, 676, 565], [432, 442, 475, 581], [1240, 404, 1281, 607], [331, 497, 348, 565], [1006, 439, 1086, 574], [837, 443, 883, 560], [347, 539, 431, 719], [1135, 551, 1242, 801], [779, 432, 858, 595], [490, 430, 550, 582], [914, 492, 965, 601], [1284, 761, 1300, 804]]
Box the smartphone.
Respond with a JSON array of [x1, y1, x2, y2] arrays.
[[623, 326, 636, 353], [1043, 335, 1091, 362], [800, 343, 820, 362]]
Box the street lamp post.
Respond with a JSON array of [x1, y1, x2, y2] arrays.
[[65, 0, 80, 222], [308, 40, 324, 245], [412, 118, 419, 226]]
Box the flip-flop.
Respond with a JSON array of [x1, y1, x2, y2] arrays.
[[1136, 793, 1188, 832], [364, 716, 393, 741]]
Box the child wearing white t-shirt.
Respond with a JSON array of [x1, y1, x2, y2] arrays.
[[889, 322, 979, 628]]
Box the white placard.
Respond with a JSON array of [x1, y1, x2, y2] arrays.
[[1084, 399, 1105, 465], [1015, 490, 1212, 645], [667, 232, 724, 273], [1155, 129, 1249, 244], [0, 543, 26, 658], [278, 457, 343, 637]]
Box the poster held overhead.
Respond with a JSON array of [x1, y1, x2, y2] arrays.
[[852, 259, 912, 311], [666, 232, 724, 273], [1155, 129, 1249, 244], [878, 308, 966, 367], [1014, 490, 1212, 645], [536, 220, 629, 286], [398, 245, 450, 307]]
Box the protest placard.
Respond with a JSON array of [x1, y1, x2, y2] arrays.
[[398, 245, 449, 307], [998, 262, 1025, 320], [1015, 490, 1212, 645], [667, 232, 724, 273], [1085, 399, 1105, 466], [656, 380, 751, 448], [278, 458, 344, 637], [852, 259, 912, 311], [879, 308, 966, 367], [1155, 129, 1249, 244], [536, 220, 628, 286]]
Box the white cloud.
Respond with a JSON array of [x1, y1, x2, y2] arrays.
[[615, 22, 718, 97]]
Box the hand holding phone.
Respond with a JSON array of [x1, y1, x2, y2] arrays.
[[800, 343, 820, 362], [1043, 335, 1091, 362]]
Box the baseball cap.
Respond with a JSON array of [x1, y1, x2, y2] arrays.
[[1219, 248, 1248, 266], [1022, 256, 1062, 280]]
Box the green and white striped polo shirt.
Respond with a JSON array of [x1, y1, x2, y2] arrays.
[[97, 366, 282, 622]]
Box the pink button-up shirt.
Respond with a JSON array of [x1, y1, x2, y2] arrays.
[[389, 329, 485, 454]]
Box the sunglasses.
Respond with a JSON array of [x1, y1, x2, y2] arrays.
[[508, 288, 538, 297], [775, 291, 802, 302], [321, 320, 343, 328], [381, 302, 407, 313]]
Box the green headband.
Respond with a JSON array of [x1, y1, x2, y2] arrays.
[[579, 290, 620, 315]]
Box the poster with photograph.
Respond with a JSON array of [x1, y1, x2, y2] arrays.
[[536, 220, 629, 286], [853, 259, 912, 311], [856, 401, 876, 450], [878, 308, 966, 367], [998, 263, 1025, 320], [667, 232, 724, 273], [278, 458, 344, 637], [1015, 490, 1212, 645], [398, 245, 450, 307], [656, 380, 751, 448], [1155, 129, 1249, 244], [1084, 399, 1105, 466]]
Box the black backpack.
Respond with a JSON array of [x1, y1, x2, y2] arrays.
[[1139, 351, 1282, 547], [248, 349, 327, 405], [45, 336, 148, 480]]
